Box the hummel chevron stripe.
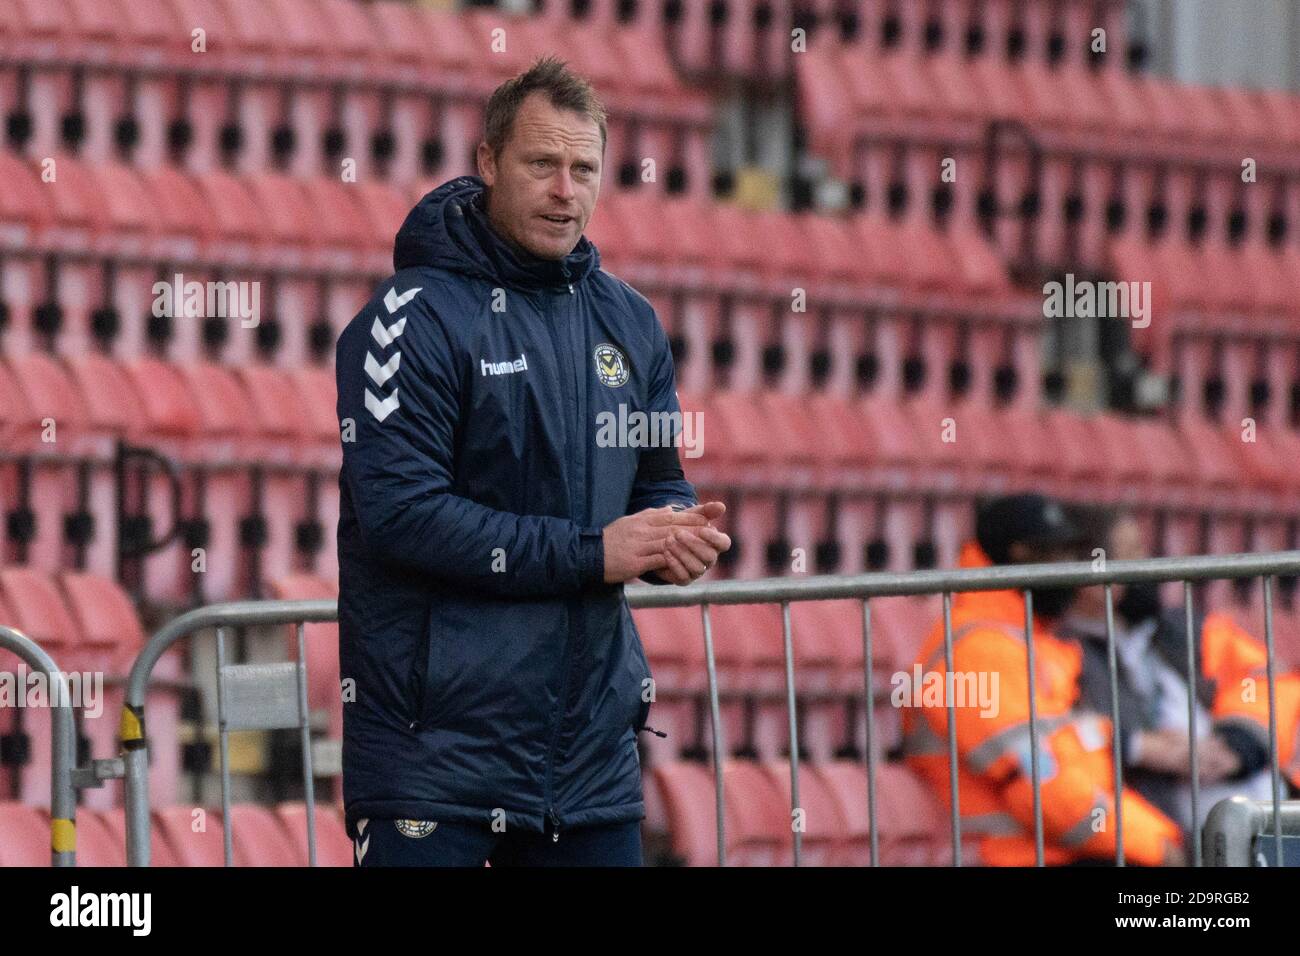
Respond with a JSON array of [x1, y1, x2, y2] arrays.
[[384, 286, 422, 314], [364, 351, 401, 387], [364, 388, 400, 422], [371, 316, 407, 348]]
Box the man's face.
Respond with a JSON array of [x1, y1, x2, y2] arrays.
[[1008, 539, 1081, 620], [1110, 516, 1146, 561], [476, 93, 602, 261]]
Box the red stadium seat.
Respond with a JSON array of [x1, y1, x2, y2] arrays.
[[76, 809, 128, 866], [760, 760, 848, 865], [58, 571, 145, 670], [0, 802, 49, 866], [0, 567, 81, 657], [153, 806, 227, 867], [268, 574, 340, 730], [722, 760, 787, 866], [62, 355, 147, 439], [229, 804, 301, 867], [274, 802, 354, 866], [99, 807, 179, 868]]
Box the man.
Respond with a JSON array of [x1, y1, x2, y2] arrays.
[[1059, 506, 1300, 843], [335, 57, 730, 866], [900, 493, 1185, 865]]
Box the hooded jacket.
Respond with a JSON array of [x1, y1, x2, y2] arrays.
[[335, 175, 696, 836]]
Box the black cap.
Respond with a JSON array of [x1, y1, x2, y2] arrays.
[[976, 493, 1082, 564]]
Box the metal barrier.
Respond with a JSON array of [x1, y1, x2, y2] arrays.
[[0, 624, 78, 866], [120, 600, 336, 867], [117, 550, 1300, 867], [1203, 796, 1300, 866]]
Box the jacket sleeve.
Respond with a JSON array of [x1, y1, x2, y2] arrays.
[[627, 309, 698, 586], [337, 295, 605, 596], [1202, 613, 1300, 778], [926, 628, 1182, 865]]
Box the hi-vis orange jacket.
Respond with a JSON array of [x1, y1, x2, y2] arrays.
[[900, 541, 1183, 866], [1176, 610, 1300, 790]]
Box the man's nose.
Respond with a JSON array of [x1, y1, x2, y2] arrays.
[[551, 167, 576, 201]]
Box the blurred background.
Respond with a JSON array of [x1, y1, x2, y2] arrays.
[[1, 0, 1299, 866]]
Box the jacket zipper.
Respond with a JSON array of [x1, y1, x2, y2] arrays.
[[541, 279, 580, 841]]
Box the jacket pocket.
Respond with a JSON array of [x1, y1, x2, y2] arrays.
[[627, 605, 654, 733], [407, 602, 442, 729], [634, 690, 652, 734]]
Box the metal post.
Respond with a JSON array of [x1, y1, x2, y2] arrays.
[[1023, 590, 1044, 866], [1261, 576, 1283, 865], [215, 625, 234, 867], [1184, 582, 1201, 866], [861, 599, 879, 867], [700, 604, 726, 866], [1103, 584, 1125, 865], [941, 590, 962, 866], [780, 601, 801, 866], [295, 622, 318, 867]]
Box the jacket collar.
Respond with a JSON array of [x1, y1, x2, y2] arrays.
[[393, 175, 599, 293]]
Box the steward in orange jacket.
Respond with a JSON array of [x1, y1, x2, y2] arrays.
[[900, 496, 1184, 866]]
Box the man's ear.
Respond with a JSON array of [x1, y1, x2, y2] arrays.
[[476, 141, 496, 185]]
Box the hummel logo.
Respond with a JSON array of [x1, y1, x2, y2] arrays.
[[481, 353, 529, 376], [355, 818, 370, 864]]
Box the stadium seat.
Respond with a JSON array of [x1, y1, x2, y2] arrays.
[[99, 806, 179, 868], [152, 806, 228, 867], [268, 574, 341, 736], [229, 803, 302, 867], [722, 759, 788, 865], [648, 761, 719, 867], [760, 760, 848, 865], [274, 801, 354, 867], [76, 808, 128, 866], [0, 802, 49, 866]]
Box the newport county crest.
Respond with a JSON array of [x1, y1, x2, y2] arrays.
[[395, 819, 438, 838], [593, 343, 630, 387]]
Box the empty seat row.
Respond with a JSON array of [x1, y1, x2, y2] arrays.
[[797, 47, 1300, 164], [645, 759, 966, 866], [0, 800, 352, 866], [794, 45, 1300, 265], [676, 390, 1300, 504], [530, 0, 1128, 81], [0, 150, 396, 272], [2, 352, 338, 461], [593, 188, 1019, 302], [1109, 237, 1300, 328], [0, 149, 1016, 306], [1, 353, 339, 597], [2, 1, 711, 193], [1, 0, 704, 112]]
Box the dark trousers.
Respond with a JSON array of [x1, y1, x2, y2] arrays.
[[352, 817, 643, 867]]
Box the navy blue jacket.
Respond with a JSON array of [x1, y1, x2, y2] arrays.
[[335, 175, 696, 836]]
